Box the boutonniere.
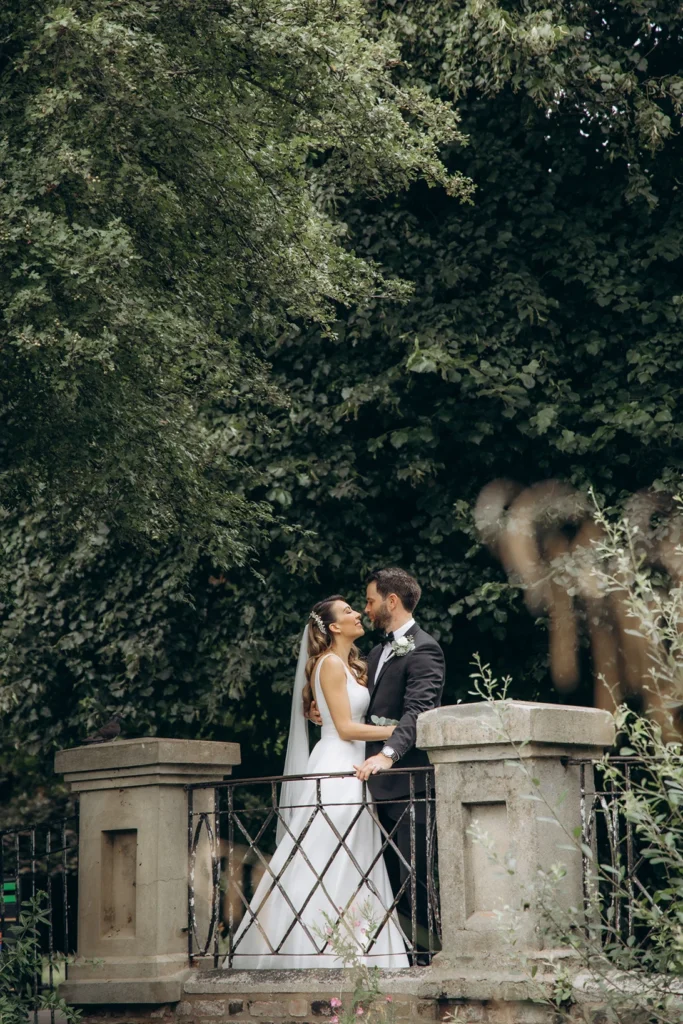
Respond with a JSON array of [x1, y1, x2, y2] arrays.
[[390, 635, 415, 657]]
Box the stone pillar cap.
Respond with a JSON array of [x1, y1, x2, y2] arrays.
[[417, 699, 615, 756], [55, 737, 241, 791]]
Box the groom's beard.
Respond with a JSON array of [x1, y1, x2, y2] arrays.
[[372, 603, 392, 633]]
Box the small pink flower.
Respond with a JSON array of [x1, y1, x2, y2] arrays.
[[356, 1008, 364, 1016], [385, 997, 393, 1004], [330, 1017, 338, 1023], [330, 999, 342, 1009]]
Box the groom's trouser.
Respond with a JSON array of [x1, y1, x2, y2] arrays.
[[376, 802, 430, 950]]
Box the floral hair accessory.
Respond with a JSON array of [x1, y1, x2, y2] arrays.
[[309, 611, 326, 633]]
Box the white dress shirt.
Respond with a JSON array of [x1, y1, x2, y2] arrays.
[[375, 617, 416, 681]]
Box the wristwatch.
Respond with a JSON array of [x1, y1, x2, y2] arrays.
[[381, 745, 400, 764]]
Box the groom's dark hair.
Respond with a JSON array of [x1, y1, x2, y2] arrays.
[[365, 567, 421, 613]]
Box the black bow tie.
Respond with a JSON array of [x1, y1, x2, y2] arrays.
[[381, 631, 395, 645]]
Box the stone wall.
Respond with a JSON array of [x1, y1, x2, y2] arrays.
[[173, 991, 550, 1024], [71, 996, 550, 1024], [72, 992, 559, 1024], [70, 967, 618, 1024]]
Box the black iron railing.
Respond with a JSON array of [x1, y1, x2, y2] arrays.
[[572, 756, 659, 948], [187, 767, 440, 969], [0, 812, 79, 1022]]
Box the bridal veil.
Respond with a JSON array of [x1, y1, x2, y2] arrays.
[[276, 628, 311, 843]]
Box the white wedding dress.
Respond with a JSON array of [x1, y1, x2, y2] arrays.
[[228, 653, 408, 968]]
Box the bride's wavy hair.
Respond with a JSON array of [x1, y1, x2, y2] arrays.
[[305, 595, 367, 686]]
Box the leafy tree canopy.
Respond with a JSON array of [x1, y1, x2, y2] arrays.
[[4, 0, 683, 816], [0, 0, 469, 813], [215, 0, 683, 774]]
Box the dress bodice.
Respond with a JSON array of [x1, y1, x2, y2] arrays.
[[314, 653, 369, 740]]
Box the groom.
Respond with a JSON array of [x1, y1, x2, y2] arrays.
[[354, 567, 445, 957]]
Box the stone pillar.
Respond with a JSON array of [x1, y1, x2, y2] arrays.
[[416, 700, 614, 968], [55, 738, 240, 1004]]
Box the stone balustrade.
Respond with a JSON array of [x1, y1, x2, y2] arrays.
[[56, 738, 240, 1004], [55, 700, 615, 1022], [417, 700, 615, 967]]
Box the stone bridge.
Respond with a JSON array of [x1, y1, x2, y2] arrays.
[[54, 702, 620, 1024]]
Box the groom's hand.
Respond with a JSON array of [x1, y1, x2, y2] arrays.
[[302, 684, 323, 726], [353, 753, 392, 780]]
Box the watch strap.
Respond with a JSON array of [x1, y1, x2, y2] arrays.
[[382, 745, 400, 763]]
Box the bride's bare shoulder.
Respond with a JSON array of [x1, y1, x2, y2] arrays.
[[317, 652, 346, 683]]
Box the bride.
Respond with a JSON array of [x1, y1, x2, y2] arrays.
[[227, 595, 409, 969]]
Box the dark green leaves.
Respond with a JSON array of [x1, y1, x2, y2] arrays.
[[0, 0, 467, 800]]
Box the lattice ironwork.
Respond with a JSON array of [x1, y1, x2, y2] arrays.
[[572, 757, 663, 949], [0, 811, 79, 1022], [187, 767, 440, 968]]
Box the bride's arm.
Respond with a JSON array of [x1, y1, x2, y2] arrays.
[[319, 658, 395, 741]]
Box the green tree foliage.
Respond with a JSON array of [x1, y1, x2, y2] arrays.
[[229, 0, 683, 741], [202, 0, 683, 777], [0, 0, 469, 804], [5, 0, 683, 802]]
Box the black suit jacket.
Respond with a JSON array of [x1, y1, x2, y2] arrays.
[[364, 623, 445, 804]]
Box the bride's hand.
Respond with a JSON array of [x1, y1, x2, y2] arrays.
[[354, 753, 393, 780]]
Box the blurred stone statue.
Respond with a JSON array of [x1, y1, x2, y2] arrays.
[[474, 479, 683, 736]]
